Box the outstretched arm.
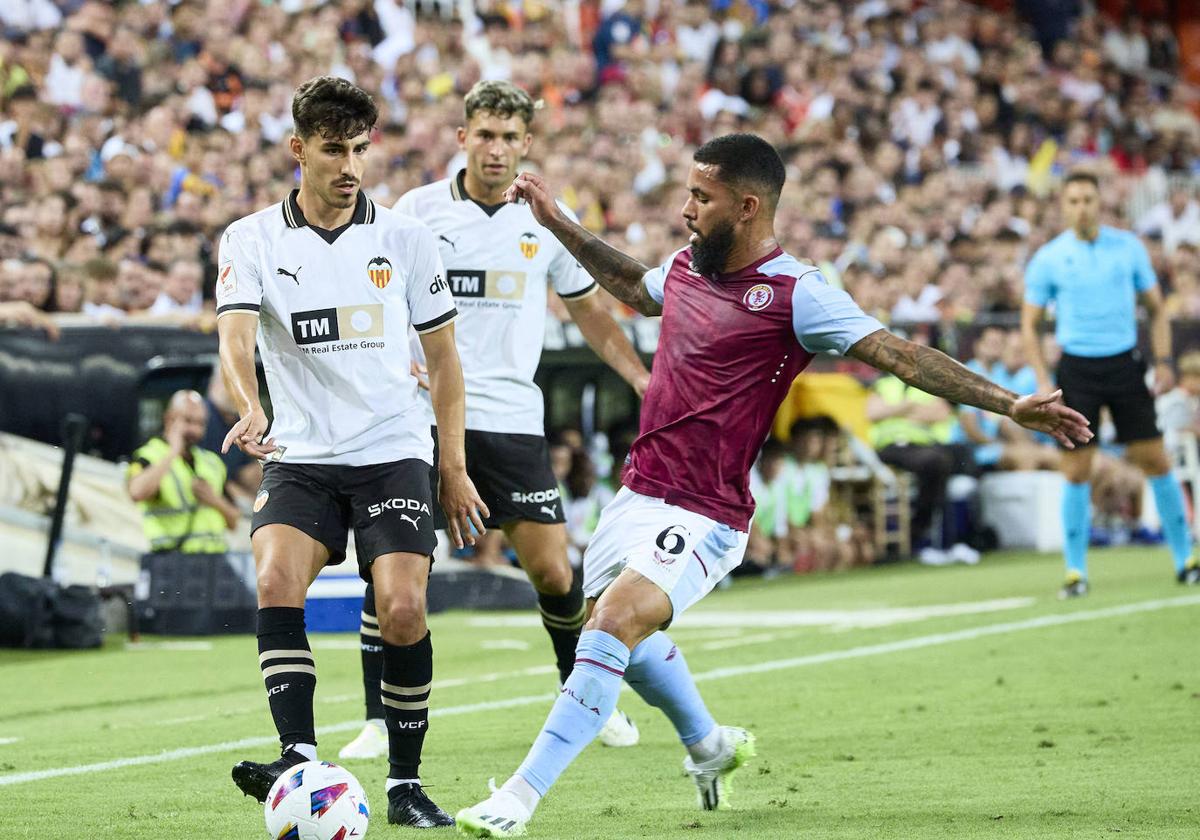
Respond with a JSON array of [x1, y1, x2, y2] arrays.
[[563, 291, 651, 396], [847, 329, 1093, 448], [505, 173, 662, 316]]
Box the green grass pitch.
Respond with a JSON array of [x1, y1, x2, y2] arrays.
[[1, 547, 1196, 839]]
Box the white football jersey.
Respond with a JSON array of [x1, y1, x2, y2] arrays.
[[395, 171, 597, 434], [215, 190, 456, 466]]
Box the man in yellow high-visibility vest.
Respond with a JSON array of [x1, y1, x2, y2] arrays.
[[126, 390, 239, 553]]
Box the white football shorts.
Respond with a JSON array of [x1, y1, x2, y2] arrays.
[[582, 487, 748, 622]]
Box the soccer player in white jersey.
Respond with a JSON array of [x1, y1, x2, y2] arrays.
[[339, 81, 647, 761], [455, 134, 1093, 836], [215, 76, 487, 828]]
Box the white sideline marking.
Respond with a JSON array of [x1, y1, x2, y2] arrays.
[[311, 640, 360, 650], [482, 639, 532, 651], [0, 738, 20, 746], [468, 597, 1036, 631], [124, 641, 214, 652], [2, 594, 1196, 788], [699, 632, 786, 651]]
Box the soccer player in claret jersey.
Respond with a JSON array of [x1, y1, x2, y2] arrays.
[[338, 80, 647, 762], [455, 133, 1094, 837], [215, 76, 487, 828]]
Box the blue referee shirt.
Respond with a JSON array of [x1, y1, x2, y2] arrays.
[[1023, 226, 1157, 358]]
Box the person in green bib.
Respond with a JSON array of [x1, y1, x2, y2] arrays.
[[126, 390, 239, 554]]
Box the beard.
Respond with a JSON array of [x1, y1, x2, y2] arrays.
[[689, 220, 736, 277]]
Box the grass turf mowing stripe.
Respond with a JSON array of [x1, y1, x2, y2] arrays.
[[1, 593, 1196, 788]]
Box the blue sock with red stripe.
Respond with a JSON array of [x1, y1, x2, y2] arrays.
[[515, 629, 629, 796], [626, 631, 715, 746]]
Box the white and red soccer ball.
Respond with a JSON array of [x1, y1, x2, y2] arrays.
[[264, 761, 370, 840]]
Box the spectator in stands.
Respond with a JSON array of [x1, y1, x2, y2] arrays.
[[748, 438, 802, 575], [868, 332, 977, 565], [126, 389, 238, 554], [149, 258, 204, 315], [562, 447, 614, 568], [1137, 187, 1200, 255]]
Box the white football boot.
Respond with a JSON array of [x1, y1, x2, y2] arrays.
[[597, 708, 640, 747], [456, 782, 531, 838], [337, 719, 387, 760], [683, 726, 757, 810]]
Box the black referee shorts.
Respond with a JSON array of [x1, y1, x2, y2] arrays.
[[251, 459, 437, 581], [1056, 349, 1160, 448], [431, 428, 566, 529]]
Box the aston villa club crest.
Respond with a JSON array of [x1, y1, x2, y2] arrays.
[[367, 256, 392, 289], [519, 232, 540, 260], [743, 284, 774, 311]]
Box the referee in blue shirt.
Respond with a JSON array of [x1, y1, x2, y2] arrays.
[[1022, 171, 1199, 597]]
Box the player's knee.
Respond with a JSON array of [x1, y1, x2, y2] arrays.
[[375, 591, 427, 645], [255, 559, 306, 607], [526, 555, 573, 595], [586, 602, 653, 649]]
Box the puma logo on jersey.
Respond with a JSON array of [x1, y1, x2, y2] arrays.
[[438, 234, 458, 251], [540, 504, 557, 518], [277, 266, 301, 284], [400, 514, 422, 529], [367, 498, 432, 518]]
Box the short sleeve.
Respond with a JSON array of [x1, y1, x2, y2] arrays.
[[550, 202, 597, 300], [406, 224, 457, 334], [1131, 236, 1157, 292], [791, 270, 884, 355], [393, 189, 416, 216], [1023, 248, 1055, 307], [641, 247, 686, 305], [215, 225, 264, 318]]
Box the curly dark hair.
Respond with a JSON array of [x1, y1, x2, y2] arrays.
[[292, 76, 378, 140], [693, 133, 786, 209]]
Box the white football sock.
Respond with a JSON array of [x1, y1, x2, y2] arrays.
[[686, 726, 724, 764], [501, 774, 542, 815], [386, 778, 420, 791], [291, 743, 318, 761]]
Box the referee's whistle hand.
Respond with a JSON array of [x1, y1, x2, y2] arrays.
[[1010, 390, 1094, 449]]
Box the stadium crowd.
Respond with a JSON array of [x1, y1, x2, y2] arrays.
[[0, 0, 1197, 329], [2, 0, 1199, 568]]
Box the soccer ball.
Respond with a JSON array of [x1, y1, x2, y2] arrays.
[[264, 760, 370, 840]]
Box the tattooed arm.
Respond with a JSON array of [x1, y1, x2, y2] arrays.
[[505, 172, 663, 316], [847, 329, 1093, 448]]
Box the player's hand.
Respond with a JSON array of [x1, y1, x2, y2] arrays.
[[222, 406, 277, 459], [504, 173, 567, 231], [1153, 362, 1176, 396], [438, 468, 489, 550], [410, 360, 430, 391], [1010, 390, 1093, 449]]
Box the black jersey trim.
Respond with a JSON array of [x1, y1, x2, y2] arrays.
[[216, 303, 261, 316], [557, 281, 599, 301], [453, 170, 507, 217], [281, 189, 375, 242], [413, 308, 458, 334]]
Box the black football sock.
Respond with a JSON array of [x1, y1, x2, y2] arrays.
[[257, 607, 317, 750], [360, 583, 385, 721], [382, 631, 433, 780], [538, 571, 586, 684]]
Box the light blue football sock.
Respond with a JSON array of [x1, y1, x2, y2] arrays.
[[1149, 473, 1193, 573], [515, 629, 629, 796], [625, 632, 715, 747], [1062, 481, 1091, 579]]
